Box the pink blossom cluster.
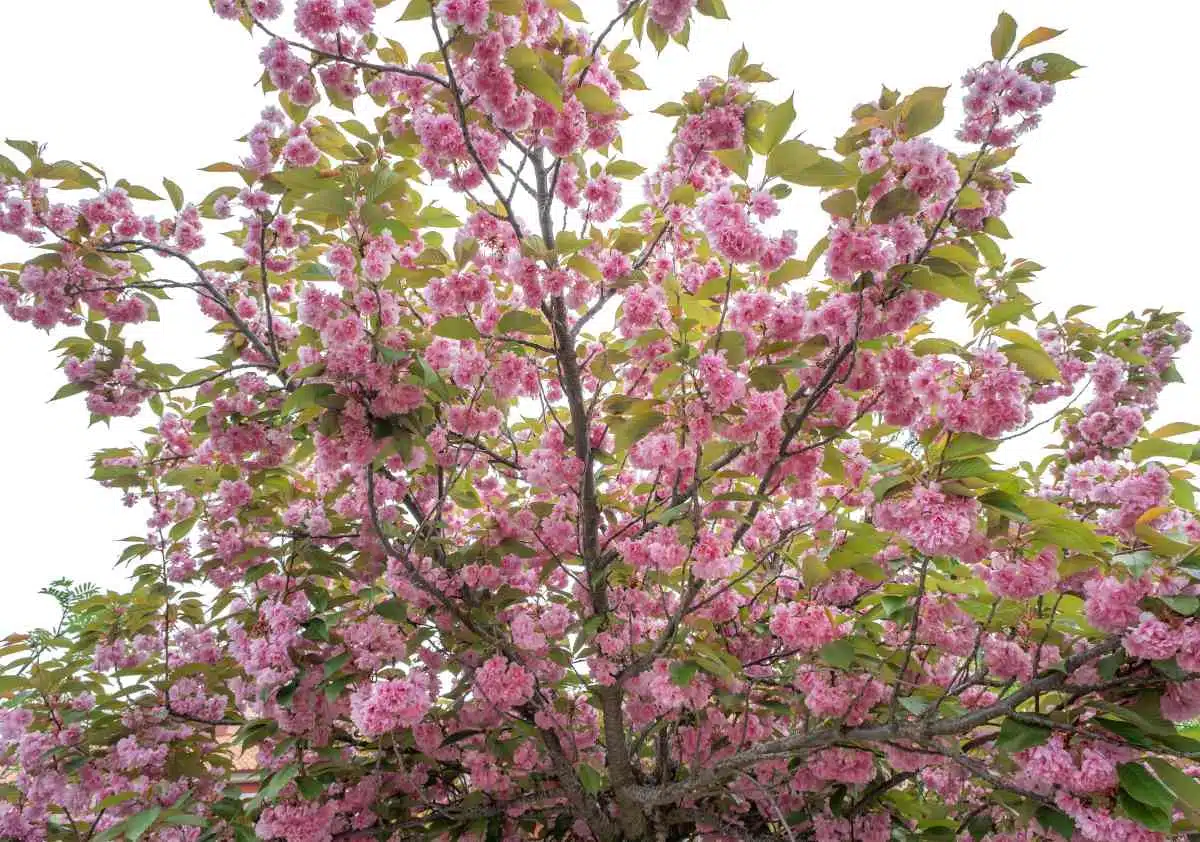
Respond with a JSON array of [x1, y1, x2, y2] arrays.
[[647, 0, 695, 35], [795, 670, 888, 725], [698, 186, 797, 269], [473, 656, 535, 709], [981, 547, 1059, 599], [349, 672, 435, 736], [959, 60, 1055, 146], [769, 601, 844, 652], [874, 485, 986, 560]]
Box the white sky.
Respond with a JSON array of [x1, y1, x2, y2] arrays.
[[1, 1, 1197, 633]]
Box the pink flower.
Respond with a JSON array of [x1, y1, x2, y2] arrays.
[[1083, 576, 1147, 633], [295, 0, 340, 38], [474, 656, 534, 709], [874, 485, 984, 560], [982, 547, 1058, 599], [583, 175, 622, 222], [350, 673, 434, 736], [808, 747, 875, 784], [437, 0, 490, 34], [256, 801, 336, 842], [340, 0, 375, 32], [250, 0, 284, 18], [769, 601, 843, 652], [826, 222, 897, 282], [282, 134, 321, 167], [648, 0, 695, 35], [811, 812, 891, 842], [1123, 617, 1179, 661], [983, 634, 1033, 681], [679, 104, 745, 152], [1162, 680, 1200, 722], [629, 432, 681, 471]]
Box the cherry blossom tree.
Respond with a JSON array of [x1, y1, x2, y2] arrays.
[[2, 2, 1199, 841]]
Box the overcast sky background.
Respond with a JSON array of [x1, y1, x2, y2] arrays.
[[1, 1, 1197, 633]]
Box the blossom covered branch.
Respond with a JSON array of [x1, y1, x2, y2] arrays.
[[1, 4, 1199, 842]]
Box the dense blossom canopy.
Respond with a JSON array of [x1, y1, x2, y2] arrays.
[[1, 2, 1199, 842]]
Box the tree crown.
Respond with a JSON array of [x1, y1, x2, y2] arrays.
[[1, 3, 1199, 842]]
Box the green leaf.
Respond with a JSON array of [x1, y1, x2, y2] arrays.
[[99, 792, 138, 810], [125, 807, 161, 841], [610, 409, 666, 453], [821, 190, 857, 218], [432, 316, 480, 340], [669, 661, 700, 686], [713, 146, 751, 180], [515, 66, 563, 110], [400, 0, 432, 19], [1001, 344, 1061, 381], [578, 764, 604, 794], [727, 45, 748, 76], [575, 84, 618, 114], [1117, 791, 1171, 833], [900, 87, 948, 138], [979, 490, 1030, 522], [956, 186, 984, 210], [758, 95, 796, 154], [549, 0, 585, 21], [606, 160, 646, 179], [51, 382, 87, 401], [6, 139, 39, 162], [1131, 438, 1193, 463], [984, 217, 1012, 239], [300, 189, 352, 218], [451, 484, 482, 509], [323, 651, 350, 678], [496, 310, 550, 336], [966, 814, 996, 841], [505, 44, 539, 69], [765, 140, 821, 180], [991, 12, 1018, 59], [1151, 421, 1200, 439], [996, 717, 1050, 753], [880, 595, 908, 618], [260, 763, 300, 802], [870, 187, 920, 223], [1033, 521, 1104, 554], [163, 178, 183, 212], [117, 181, 163, 202], [785, 157, 855, 188], [1023, 52, 1083, 83], [1147, 758, 1200, 817], [992, 326, 1040, 349], [827, 526, 888, 571], [1034, 806, 1075, 840], [281, 383, 337, 416], [1016, 27, 1065, 54], [909, 266, 982, 304], [1161, 595, 1199, 616], [375, 599, 408, 623], [1118, 762, 1176, 813], [872, 475, 911, 502], [983, 299, 1029, 326], [669, 183, 697, 205], [819, 639, 855, 669], [0, 153, 21, 178], [418, 205, 460, 227]]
